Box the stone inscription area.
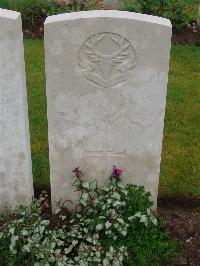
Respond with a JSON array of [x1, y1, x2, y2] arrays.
[[78, 32, 136, 88], [80, 150, 126, 185]]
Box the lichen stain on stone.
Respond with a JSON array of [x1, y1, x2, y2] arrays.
[[54, 143, 75, 181], [79, 152, 106, 185], [13, 187, 28, 204], [52, 143, 80, 211], [142, 152, 160, 170], [19, 152, 26, 160], [126, 151, 160, 171], [0, 171, 5, 184]]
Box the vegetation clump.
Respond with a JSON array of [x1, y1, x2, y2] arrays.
[[0, 0, 104, 38], [121, 0, 200, 30], [0, 166, 176, 265]]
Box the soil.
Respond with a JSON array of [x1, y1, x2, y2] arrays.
[[172, 27, 200, 46], [158, 198, 200, 266]]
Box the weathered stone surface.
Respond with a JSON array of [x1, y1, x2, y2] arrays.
[[0, 9, 33, 211], [44, 10, 172, 210]]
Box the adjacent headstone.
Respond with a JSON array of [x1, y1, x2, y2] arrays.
[[0, 9, 33, 212], [45, 10, 172, 210]]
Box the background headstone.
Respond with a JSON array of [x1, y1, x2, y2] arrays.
[[0, 8, 33, 212], [45, 10, 172, 210]]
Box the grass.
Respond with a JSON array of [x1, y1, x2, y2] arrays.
[[24, 40, 200, 199], [185, 0, 200, 20], [160, 45, 200, 198], [25, 40, 49, 192]]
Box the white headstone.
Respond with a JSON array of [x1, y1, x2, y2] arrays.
[[0, 9, 33, 211], [45, 10, 172, 210]]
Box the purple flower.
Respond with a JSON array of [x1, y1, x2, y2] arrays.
[[191, 22, 198, 33], [112, 165, 123, 178], [192, 28, 198, 33]]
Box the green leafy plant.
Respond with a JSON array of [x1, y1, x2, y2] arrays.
[[61, 0, 104, 12], [0, 166, 177, 265], [0, 0, 51, 37], [121, 0, 199, 30], [0, 0, 104, 38]]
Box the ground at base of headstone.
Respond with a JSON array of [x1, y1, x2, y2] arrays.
[[35, 188, 200, 265], [158, 199, 200, 266], [44, 206, 200, 266]]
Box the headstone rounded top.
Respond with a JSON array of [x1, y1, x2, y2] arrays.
[[0, 8, 20, 20], [45, 10, 171, 28]]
